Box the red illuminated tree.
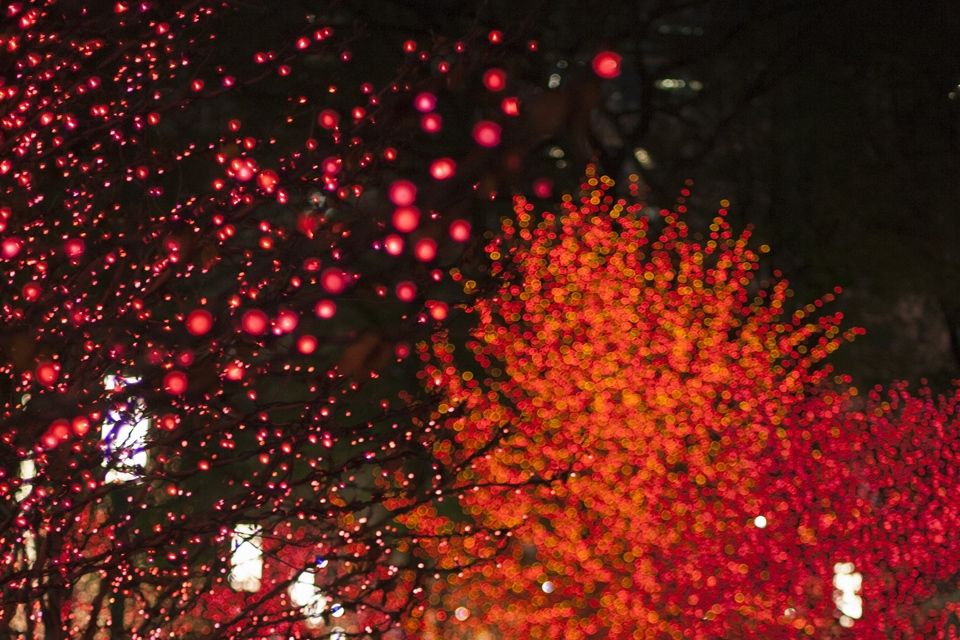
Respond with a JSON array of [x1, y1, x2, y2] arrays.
[[0, 2, 538, 638], [416, 171, 960, 638]]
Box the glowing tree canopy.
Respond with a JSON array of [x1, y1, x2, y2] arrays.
[[417, 172, 960, 638]]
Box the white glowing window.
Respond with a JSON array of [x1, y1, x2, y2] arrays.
[[102, 375, 149, 483], [289, 569, 328, 625], [22, 530, 36, 567], [229, 524, 263, 592], [16, 458, 35, 503], [17, 393, 37, 503], [16, 459, 37, 567], [833, 562, 863, 627]]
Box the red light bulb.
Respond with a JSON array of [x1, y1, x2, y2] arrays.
[[414, 238, 438, 262], [274, 309, 299, 334], [429, 158, 456, 181], [241, 309, 269, 335], [473, 121, 502, 147], [315, 299, 337, 319], [163, 370, 188, 395], [395, 281, 417, 302], [413, 92, 436, 112], [384, 234, 404, 255], [449, 219, 471, 242], [71, 416, 91, 437], [317, 109, 340, 129], [421, 113, 442, 133], [592, 51, 622, 79], [483, 68, 507, 91], [388, 180, 417, 206], [297, 334, 318, 354], [50, 419, 71, 442], [392, 206, 420, 233], [186, 309, 213, 336], [2, 238, 22, 259], [64, 238, 85, 258], [36, 362, 60, 387], [320, 268, 347, 294], [257, 169, 278, 193], [427, 300, 449, 321]]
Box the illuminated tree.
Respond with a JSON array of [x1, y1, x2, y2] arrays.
[[416, 171, 960, 638], [800, 383, 960, 638], [3, 1, 954, 638], [0, 2, 533, 638]]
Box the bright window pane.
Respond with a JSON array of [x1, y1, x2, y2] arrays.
[[229, 524, 263, 592]]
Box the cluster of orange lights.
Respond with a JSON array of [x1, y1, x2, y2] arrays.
[[408, 172, 960, 638]]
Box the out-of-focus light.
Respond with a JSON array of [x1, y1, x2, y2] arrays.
[[483, 68, 506, 92], [16, 458, 35, 503], [288, 569, 327, 625], [633, 147, 655, 169], [833, 562, 863, 624], [229, 524, 263, 592], [592, 51, 622, 79]]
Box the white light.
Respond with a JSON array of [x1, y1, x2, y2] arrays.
[[330, 603, 345, 618], [753, 515, 767, 528], [541, 581, 555, 594], [16, 458, 35, 503], [454, 606, 470, 621], [633, 147, 655, 169], [308, 191, 326, 208], [329, 628, 346, 640], [548, 73, 561, 89], [23, 530, 36, 567], [16, 459, 37, 567], [655, 78, 687, 90], [288, 570, 327, 625], [229, 524, 263, 592], [833, 562, 863, 622], [102, 375, 149, 483]]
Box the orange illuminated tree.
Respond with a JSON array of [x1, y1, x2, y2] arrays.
[[413, 171, 960, 638]]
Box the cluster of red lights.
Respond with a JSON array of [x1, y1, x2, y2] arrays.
[[0, 2, 593, 637]]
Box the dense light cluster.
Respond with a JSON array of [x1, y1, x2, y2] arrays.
[[3, 1, 956, 638], [416, 172, 960, 638], [416, 171, 850, 637], [0, 2, 532, 638], [809, 384, 960, 637]]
